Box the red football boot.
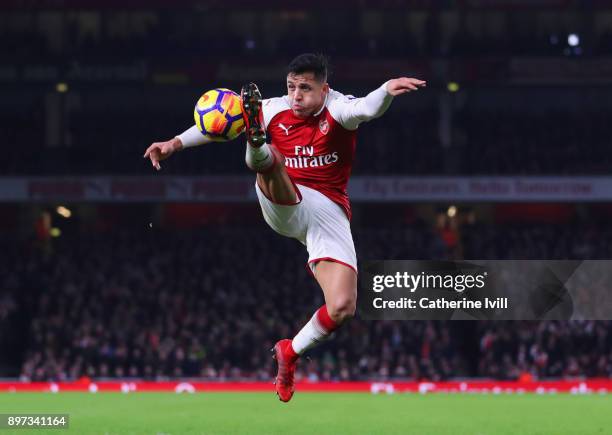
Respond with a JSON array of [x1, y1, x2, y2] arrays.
[[240, 82, 266, 147], [272, 339, 299, 402]]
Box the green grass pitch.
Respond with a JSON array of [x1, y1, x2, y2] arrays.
[[0, 392, 610, 435]]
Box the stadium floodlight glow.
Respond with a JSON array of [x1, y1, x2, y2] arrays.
[[447, 82, 460, 93], [568, 34, 580, 47], [56, 206, 72, 218], [56, 82, 68, 93], [447, 205, 457, 218]]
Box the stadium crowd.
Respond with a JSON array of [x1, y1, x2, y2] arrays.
[[6, 223, 611, 382]]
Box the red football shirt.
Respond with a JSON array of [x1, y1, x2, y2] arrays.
[[262, 90, 361, 219]]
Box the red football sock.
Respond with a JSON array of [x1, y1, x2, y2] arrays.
[[315, 305, 339, 332]]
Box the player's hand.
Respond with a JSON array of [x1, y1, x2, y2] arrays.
[[143, 137, 183, 171], [386, 78, 426, 96]]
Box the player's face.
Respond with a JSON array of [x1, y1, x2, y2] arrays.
[[286, 72, 329, 118]]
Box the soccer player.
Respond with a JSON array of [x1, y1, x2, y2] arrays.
[[144, 53, 425, 402]]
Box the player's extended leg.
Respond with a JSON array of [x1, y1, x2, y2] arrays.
[[241, 82, 298, 204], [291, 261, 357, 354], [273, 261, 357, 402]]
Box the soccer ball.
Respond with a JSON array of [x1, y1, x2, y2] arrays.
[[193, 88, 245, 141]]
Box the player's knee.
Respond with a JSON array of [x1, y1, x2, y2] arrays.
[[328, 293, 356, 324]]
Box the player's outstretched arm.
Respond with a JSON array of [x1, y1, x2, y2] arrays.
[[143, 125, 211, 171], [331, 77, 426, 130]]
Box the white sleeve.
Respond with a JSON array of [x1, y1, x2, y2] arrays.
[[175, 125, 212, 148], [329, 81, 394, 130]]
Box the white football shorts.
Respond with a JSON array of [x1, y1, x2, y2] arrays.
[[255, 181, 357, 275]]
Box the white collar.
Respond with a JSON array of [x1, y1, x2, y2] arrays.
[[313, 91, 329, 117]]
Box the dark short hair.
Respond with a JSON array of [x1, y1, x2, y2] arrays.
[[286, 53, 328, 82]]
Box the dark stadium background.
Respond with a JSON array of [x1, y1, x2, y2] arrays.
[[1, 0, 611, 387]]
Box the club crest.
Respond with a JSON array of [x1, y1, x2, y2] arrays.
[[319, 119, 329, 135]]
